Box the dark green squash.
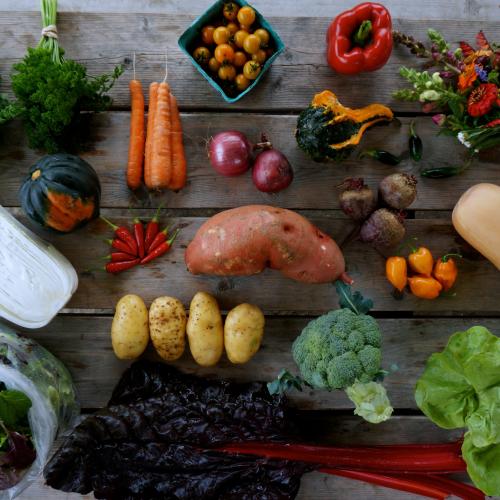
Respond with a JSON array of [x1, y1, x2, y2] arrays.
[[19, 153, 101, 233], [295, 90, 394, 161]]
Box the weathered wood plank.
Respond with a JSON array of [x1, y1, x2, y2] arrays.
[[19, 415, 465, 500], [6, 0, 498, 20], [0, 13, 498, 111], [22, 315, 499, 409], [4, 209, 497, 314], [1, 114, 495, 211]]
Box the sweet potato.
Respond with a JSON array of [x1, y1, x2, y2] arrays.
[[185, 205, 351, 284]]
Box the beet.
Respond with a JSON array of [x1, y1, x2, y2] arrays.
[[360, 208, 406, 247], [339, 178, 377, 221], [379, 173, 417, 210]]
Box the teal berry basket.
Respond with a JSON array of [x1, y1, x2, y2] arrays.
[[178, 0, 285, 103]]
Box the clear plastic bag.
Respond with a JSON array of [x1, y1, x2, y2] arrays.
[[0, 324, 79, 499]]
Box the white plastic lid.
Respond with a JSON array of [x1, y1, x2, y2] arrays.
[[0, 206, 78, 329]]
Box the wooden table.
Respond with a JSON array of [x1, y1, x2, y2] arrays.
[[1, 1, 499, 498]]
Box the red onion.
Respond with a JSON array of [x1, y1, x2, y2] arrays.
[[208, 131, 253, 176], [252, 149, 294, 193]]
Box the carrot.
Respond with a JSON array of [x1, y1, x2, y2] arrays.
[[126, 79, 145, 190], [144, 82, 159, 188], [167, 93, 187, 190], [147, 82, 172, 190]]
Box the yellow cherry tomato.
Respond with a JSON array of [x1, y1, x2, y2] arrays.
[[252, 49, 267, 64], [234, 29, 249, 48], [223, 2, 239, 21], [235, 73, 251, 91], [243, 34, 261, 54], [254, 28, 270, 47], [233, 51, 247, 67], [218, 64, 237, 81], [226, 22, 239, 36], [239, 24, 252, 33], [201, 25, 215, 45], [213, 26, 230, 45], [208, 57, 221, 72], [243, 60, 261, 80], [193, 46, 211, 65], [237, 6, 256, 27], [214, 43, 235, 64]]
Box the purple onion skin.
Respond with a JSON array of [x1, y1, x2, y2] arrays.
[[209, 131, 253, 176], [252, 149, 294, 193]]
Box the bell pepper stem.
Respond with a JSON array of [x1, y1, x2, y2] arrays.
[[353, 20, 372, 47], [440, 253, 462, 263]]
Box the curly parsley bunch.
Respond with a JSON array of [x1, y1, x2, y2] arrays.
[[11, 0, 122, 152]]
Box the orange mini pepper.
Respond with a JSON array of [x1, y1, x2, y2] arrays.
[[408, 275, 442, 299], [434, 254, 461, 291], [386, 256, 407, 292], [408, 247, 434, 276]]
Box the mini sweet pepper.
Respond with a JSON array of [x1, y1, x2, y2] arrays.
[[326, 2, 393, 75]]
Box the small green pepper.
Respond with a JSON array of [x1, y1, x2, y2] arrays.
[[420, 165, 465, 178], [359, 149, 401, 165], [409, 121, 423, 162]]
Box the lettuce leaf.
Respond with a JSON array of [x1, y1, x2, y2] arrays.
[[462, 433, 500, 496]]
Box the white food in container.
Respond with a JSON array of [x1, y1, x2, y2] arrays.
[[0, 206, 78, 328]]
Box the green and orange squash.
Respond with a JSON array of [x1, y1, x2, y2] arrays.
[[19, 154, 101, 233], [295, 90, 394, 161]]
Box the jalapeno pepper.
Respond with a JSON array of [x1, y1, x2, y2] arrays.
[[408, 275, 442, 299], [385, 256, 407, 292], [408, 247, 434, 277], [434, 254, 461, 291], [359, 149, 401, 165], [409, 121, 423, 162], [326, 2, 393, 75]]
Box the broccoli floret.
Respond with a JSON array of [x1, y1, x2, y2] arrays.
[[291, 308, 392, 424]]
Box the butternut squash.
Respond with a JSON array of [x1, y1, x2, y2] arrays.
[[452, 183, 500, 270]]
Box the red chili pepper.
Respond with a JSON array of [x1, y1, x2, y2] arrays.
[[144, 205, 163, 251], [133, 218, 145, 259], [106, 258, 140, 274], [102, 252, 136, 263], [326, 2, 393, 74], [100, 216, 138, 255], [146, 225, 172, 254], [140, 229, 180, 265], [104, 238, 137, 255]]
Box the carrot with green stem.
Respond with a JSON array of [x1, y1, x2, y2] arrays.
[[126, 53, 145, 190], [168, 93, 187, 190], [144, 81, 159, 188]]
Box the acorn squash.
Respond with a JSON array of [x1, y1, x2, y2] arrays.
[[19, 153, 101, 233], [295, 90, 393, 161]]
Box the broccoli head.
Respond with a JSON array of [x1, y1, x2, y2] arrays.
[[291, 308, 393, 424], [292, 309, 381, 390]]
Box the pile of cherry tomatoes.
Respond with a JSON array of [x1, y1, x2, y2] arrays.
[[192, 2, 274, 94]]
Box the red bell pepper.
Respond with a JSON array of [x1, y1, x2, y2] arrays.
[[326, 2, 393, 74]]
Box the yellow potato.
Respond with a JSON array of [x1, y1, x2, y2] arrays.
[[111, 294, 149, 360], [224, 303, 265, 364], [149, 296, 186, 361], [187, 292, 223, 366]]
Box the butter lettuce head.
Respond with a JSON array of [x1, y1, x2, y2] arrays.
[[415, 325, 500, 495]]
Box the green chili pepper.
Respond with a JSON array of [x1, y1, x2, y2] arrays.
[[409, 121, 423, 162], [359, 149, 401, 165], [420, 165, 465, 178]]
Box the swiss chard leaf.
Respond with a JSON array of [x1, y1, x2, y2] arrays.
[[335, 281, 373, 315], [0, 390, 32, 428], [267, 369, 305, 395]]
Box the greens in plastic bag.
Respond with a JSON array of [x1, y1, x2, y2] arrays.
[[415, 325, 500, 496], [0, 324, 78, 499]]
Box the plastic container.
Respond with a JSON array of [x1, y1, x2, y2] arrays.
[[0, 206, 78, 329], [178, 0, 285, 103], [0, 325, 78, 499]]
